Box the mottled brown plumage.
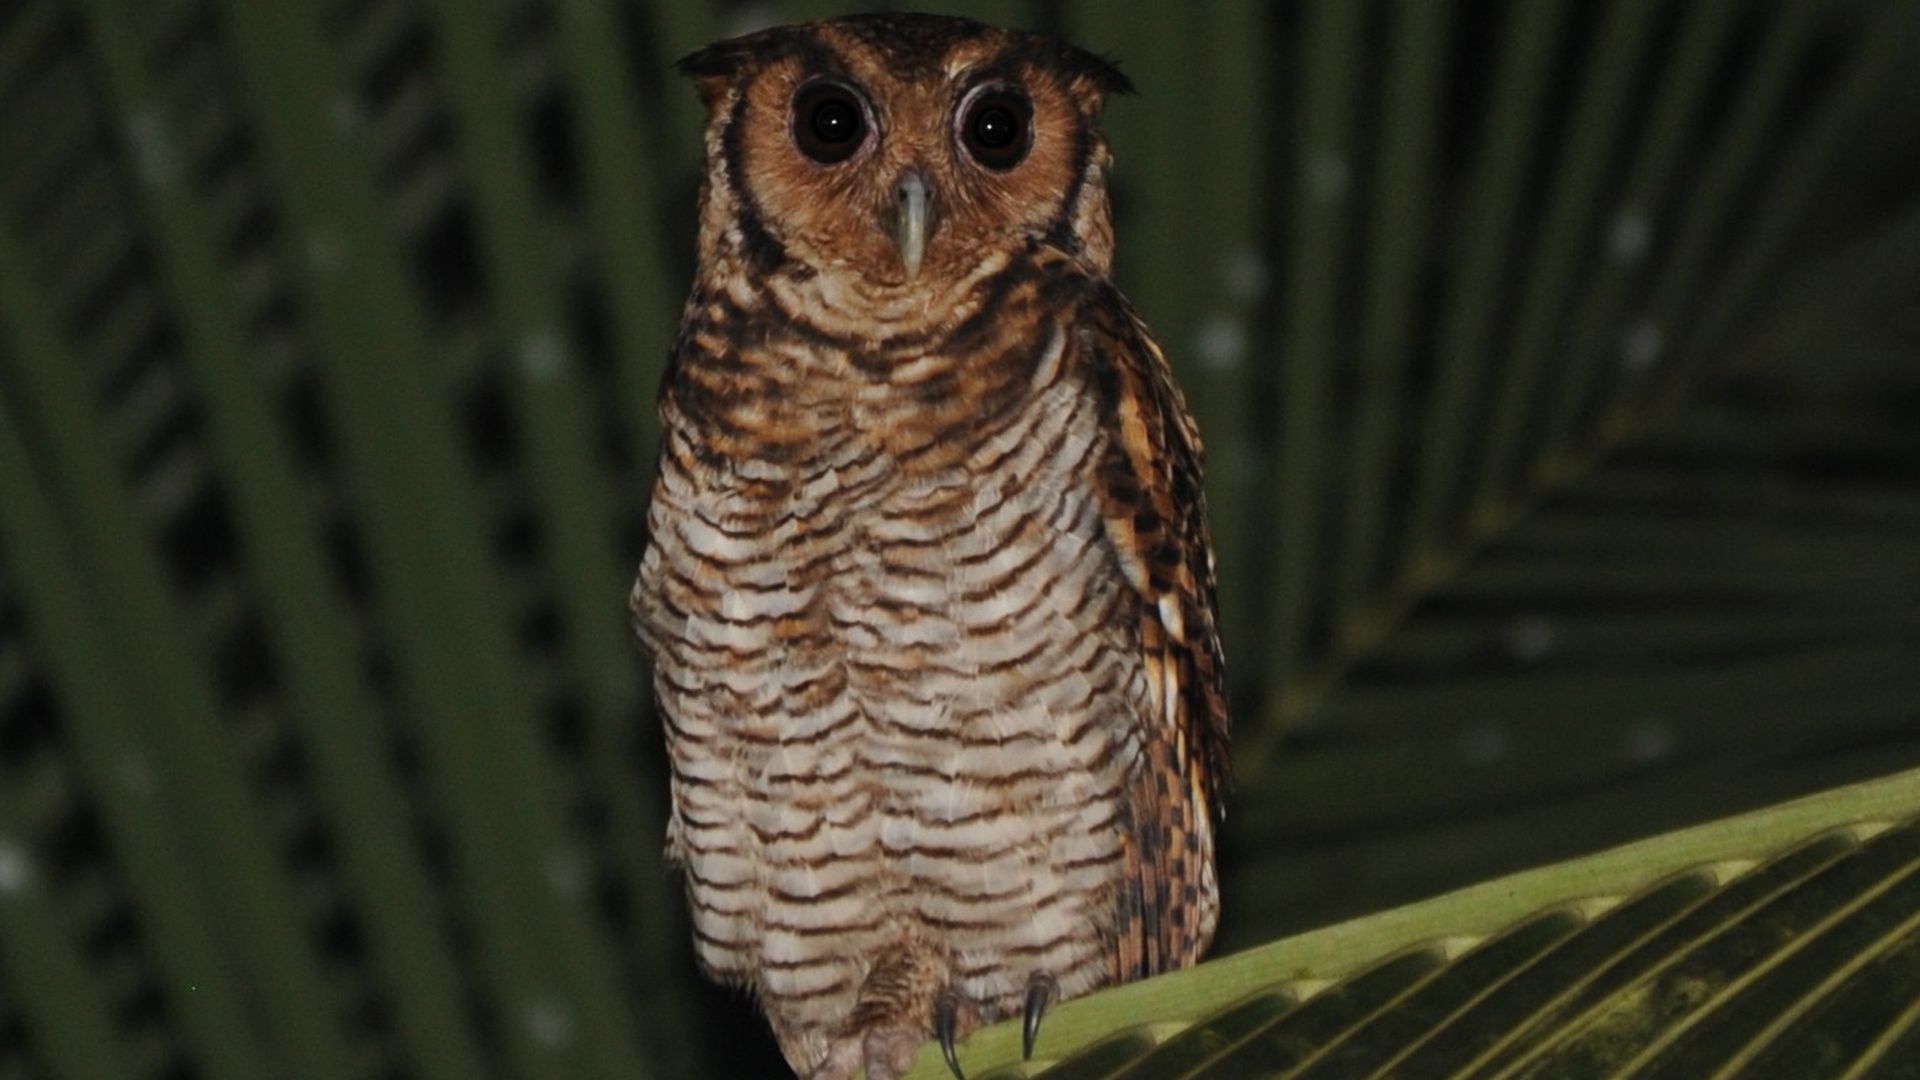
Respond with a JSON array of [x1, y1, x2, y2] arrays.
[[630, 14, 1227, 1079]]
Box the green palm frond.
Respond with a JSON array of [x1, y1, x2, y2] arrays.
[[910, 767, 1920, 1078]]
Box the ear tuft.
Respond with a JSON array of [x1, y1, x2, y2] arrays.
[[1066, 47, 1134, 98], [1026, 38, 1132, 111], [676, 38, 758, 109], [675, 39, 751, 81]]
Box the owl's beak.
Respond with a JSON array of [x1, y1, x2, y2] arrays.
[[893, 168, 931, 280]]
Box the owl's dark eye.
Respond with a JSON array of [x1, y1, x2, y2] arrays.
[[960, 88, 1032, 170], [792, 81, 869, 164]]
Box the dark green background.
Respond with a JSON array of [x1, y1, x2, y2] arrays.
[[1, 1, 1918, 1077]]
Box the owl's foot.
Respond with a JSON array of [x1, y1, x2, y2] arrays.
[[807, 1026, 915, 1080], [932, 987, 972, 1079], [1022, 971, 1058, 1060], [807, 988, 980, 1080], [866, 1023, 929, 1080], [929, 973, 1058, 1075]]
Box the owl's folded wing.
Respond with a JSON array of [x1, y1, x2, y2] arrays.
[[1073, 286, 1230, 977]]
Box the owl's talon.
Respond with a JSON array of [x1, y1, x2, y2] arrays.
[[934, 991, 965, 1080], [1022, 972, 1058, 1060]]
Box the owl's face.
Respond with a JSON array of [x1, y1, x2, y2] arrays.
[[681, 15, 1130, 316]]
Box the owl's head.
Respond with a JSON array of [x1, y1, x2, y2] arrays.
[[679, 14, 1130, 317]]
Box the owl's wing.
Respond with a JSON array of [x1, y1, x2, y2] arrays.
[[1074, 285, 1230, 978]]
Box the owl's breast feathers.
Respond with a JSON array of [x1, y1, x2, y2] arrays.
[[640, 247, 1226, 985]]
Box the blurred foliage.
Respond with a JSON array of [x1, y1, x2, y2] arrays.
[[0, 0, 1917, 1077]]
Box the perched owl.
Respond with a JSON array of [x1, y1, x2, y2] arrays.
[[630, 14, 1228, 1080]]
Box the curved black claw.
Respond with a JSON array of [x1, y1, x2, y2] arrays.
[[1022, 972, 1058, 1060], [935, 991, 965, 1080]]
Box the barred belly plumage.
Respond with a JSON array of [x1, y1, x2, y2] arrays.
[[633, 321, 1147, 1060]]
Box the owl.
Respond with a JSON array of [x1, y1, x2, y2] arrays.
[[630, 14, 1228, 1080]]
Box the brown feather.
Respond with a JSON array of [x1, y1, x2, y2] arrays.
[[1074, 288, 1229, 977]]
